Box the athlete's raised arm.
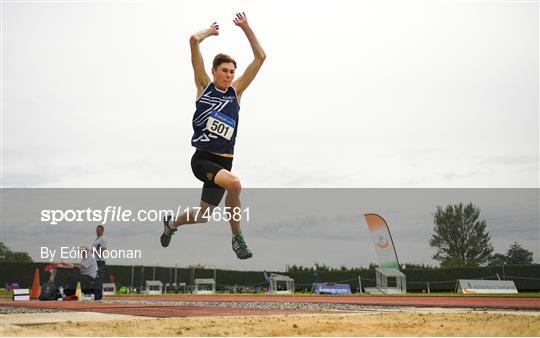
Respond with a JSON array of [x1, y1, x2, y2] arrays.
[[231, 13, 266, 98], [189, 22, 219, 96]]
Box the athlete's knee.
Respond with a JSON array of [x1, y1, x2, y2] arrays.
[[226, 176, 242, 194]]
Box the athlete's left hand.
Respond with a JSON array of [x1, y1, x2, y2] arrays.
[[233, 12, 249, 29]]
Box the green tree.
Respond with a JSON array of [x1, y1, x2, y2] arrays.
[[403, 263, 435, 269], [429, 202, 493, 267], [314, 262, 330, 272], [0, 241, 9, 260], [0, 241, 33, 262], [506, 242, 533, 264], [286, 265, 314, 272], [488, 242, 534, 266], [368, 262, 379, 269], [487, 253, 508, 266], [4, 251, 33, 262]]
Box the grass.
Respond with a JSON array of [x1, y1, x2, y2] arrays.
[[0, 289, 13, 299]]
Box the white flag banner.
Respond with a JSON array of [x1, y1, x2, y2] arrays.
[[364, 214, 399, 269]]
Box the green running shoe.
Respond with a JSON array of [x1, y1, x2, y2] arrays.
[[232, 233, 252, 259]]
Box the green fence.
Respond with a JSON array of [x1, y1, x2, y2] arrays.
[[1, 262, 538, 292]]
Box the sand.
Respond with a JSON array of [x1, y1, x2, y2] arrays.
[[2, 310, 540, 336]]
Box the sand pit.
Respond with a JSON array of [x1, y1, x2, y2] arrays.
[[2, 310, 539, 336]]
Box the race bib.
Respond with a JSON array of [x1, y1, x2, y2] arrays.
[[206, 111, 236, 140]]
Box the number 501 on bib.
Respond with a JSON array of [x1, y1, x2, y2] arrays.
[[206, 111, 236, 140]]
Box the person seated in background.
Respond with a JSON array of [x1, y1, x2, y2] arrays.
[[58, 246, 97, 296]]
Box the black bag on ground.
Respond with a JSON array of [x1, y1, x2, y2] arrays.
[[39, 282, 61, 301]]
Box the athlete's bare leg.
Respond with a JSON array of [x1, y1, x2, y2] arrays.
[[169, 168, 240, 230], [160, 199, 216, 247], [161, 167, 250, 257], [170, 168, 241, 231], [171, 201, 215, 228], [214, 169, 242, 235]]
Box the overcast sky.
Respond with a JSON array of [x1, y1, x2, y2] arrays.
[[2, 0, 538, 188], [1, 0, 538, 270]]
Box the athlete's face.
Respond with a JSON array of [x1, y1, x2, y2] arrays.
[[96, 226, 104, 237], [212, 62, 236, 90]]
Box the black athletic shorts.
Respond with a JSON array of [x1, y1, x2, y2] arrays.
[[191, 149, 233, 206]]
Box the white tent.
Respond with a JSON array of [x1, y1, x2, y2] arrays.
[[375, 268, 406, 294], [194, 278, 216, 294], [268, 273, 294, 294], [145, 280, 163, 295]]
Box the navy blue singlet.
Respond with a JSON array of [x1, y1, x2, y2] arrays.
[[191, 83, 240, 154]]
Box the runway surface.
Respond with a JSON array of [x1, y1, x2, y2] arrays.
[[1, 294, 538, 318]]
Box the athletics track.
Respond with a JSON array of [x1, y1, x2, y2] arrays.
[[1, 294, 538, 318]]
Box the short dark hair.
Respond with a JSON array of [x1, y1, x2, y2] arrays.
[[212, 53, 236, 70], [97, 225, 104, 230]]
